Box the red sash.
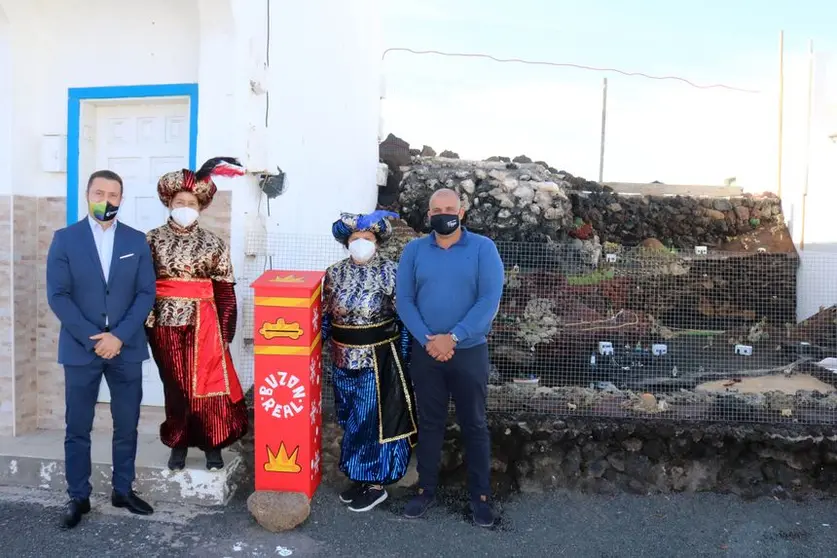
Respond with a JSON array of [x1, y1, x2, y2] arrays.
[[156, 279, 244, 402]]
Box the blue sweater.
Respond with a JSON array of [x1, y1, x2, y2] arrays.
[[396, 228, 505, 349]]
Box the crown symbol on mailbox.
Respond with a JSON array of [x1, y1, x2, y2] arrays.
[[264, 442, 302, 474], [269, 274, 306, 283], [259, 319, 304, 340]]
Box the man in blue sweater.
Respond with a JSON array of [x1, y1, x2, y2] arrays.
[[396, 188, 505, 528]]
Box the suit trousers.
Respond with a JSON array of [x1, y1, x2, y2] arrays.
[[410, 340, 491, 500], [64, 358, 143, 500]]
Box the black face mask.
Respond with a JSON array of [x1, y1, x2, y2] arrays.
[[430, 214, 460, 236]]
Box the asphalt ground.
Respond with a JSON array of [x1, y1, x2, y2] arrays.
[[1, 483, 836, 558]]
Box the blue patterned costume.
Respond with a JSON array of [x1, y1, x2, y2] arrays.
[[322, 212, 417, 486]]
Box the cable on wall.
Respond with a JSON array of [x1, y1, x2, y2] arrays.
[[265, 0, 270, 128], [261, 0, 272, 217], [262, 0, 273, 270]]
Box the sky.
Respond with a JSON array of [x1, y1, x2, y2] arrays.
[[379, 0, 837, 187]]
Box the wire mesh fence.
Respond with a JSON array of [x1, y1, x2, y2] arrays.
[[236, 231, 343, 394], [239, 228, 837, 425]]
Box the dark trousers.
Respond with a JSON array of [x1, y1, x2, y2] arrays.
[[411, 340, 491, 500], [64, 358, 143, 500]]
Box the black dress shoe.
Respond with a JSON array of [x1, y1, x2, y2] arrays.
[[168, 447, 188, 470], [205, 449, 224, 471], [111, 490, 153, 516], [61, 498, 91, 529]]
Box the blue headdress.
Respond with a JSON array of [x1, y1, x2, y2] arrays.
[[331, 210, 399, 246]]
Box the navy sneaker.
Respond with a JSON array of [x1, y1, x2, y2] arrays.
[[348, 486, 388, 512], [471, 498, 494, 528], [339, 483, 364, 504], [403, 488, 434, 519]]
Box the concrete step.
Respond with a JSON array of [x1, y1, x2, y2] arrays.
[[0, 430, 243, 507]]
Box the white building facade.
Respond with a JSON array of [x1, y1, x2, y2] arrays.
[[779, 51, 837, 321], [0, 0, 382, 436]]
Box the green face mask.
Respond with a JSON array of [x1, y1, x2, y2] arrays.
[[89, 200, 119, 222]]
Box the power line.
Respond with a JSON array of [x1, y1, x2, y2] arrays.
[[382, 48, 761, 94]]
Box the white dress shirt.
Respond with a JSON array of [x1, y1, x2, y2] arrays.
[[87, 215, 117, 283], [88, 216, 117, 328]]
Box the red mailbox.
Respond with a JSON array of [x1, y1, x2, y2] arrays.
[[250, 270, 325, 498]]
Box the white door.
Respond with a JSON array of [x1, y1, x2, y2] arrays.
[[83, 100, 191, 407]]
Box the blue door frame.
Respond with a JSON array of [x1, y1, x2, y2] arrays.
[[66, 83, 199, 226]]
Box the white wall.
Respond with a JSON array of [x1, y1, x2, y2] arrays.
[[775, 50, 837, 320], [265, 0, 382, 242], [787, 51, 837, 247], [1, 0, 384, 238], [2, 0, 385, 387], [0, 4, 10, 198], [1, 0, 201, 198]]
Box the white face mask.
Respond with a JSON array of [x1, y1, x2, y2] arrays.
[[348, 238, 376, 263], [171, 207, 199, 228]]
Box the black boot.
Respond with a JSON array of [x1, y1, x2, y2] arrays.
[[168, 447, 188, 471], [112, 490, 154, 516], [60, 498, 91, 529], [205, 449, 224, 471]]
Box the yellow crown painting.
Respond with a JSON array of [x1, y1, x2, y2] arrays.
[[259, 319, 304, 340], [264, 442, 302, 474], [269, 274, 305, 283]]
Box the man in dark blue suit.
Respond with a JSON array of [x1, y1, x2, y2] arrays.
[[47, 170, 157, 529]]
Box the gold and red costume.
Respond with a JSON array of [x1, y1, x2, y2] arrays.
[[145, 160, 248, 451]]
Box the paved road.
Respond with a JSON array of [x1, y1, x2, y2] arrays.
[[0, 484, 835, 558]]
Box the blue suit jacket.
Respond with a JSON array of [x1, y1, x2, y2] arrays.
[[46, 219, 157, 366]]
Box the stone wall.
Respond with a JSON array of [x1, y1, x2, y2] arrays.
[[36, 197, 67, 431], [396, 158, 573, 242], [0, 195, 46, 436], [379, 135, 785, 249], [15, 197, 39, 434], [0, 198, 12, 435], [567, 182, 785, 249], [316, 411, 837, 498]]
